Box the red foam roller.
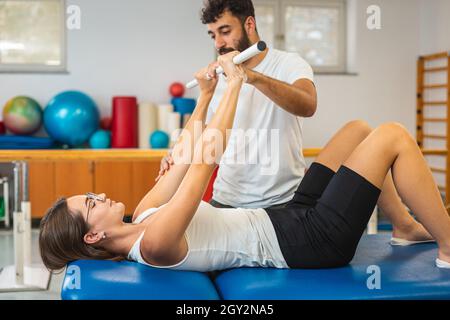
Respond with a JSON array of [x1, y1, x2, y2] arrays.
[[111, 97, 138, 148], [100, 117, 112, 130], [0, 121, 5, 135]]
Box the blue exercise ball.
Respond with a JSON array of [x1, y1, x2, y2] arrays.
[[89, 130, 111, 149], [44, 91, 100, 146], [150, 130, 170, 149]]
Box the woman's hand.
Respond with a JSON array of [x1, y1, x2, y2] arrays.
[[217, 51, 248, 85], [155, 151, 174, 182], [194, 61, 220, 95]]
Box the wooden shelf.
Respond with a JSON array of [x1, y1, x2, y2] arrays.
[[423, 101, 447, 105], [430, 167, 447, 174], [422, 149, 447, 156], [423, 118, 447, 122], [420, 52, 449, 61], [424, 67, 447, 73], [424, 134, 447, 140], [0, 149, 168, 162], [423, 84, 447, 89]]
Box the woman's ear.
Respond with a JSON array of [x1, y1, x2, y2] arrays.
[[83, 232, 105, 245]]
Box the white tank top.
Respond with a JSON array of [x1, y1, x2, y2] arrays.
[[127, 201, 288, 272]]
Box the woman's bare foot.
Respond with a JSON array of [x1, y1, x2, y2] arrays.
[[392, 221, 434, 242]]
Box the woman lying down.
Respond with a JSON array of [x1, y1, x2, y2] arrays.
[[40, 52, 450, 273]]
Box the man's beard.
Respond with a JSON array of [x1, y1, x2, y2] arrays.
[[218, 27, 252, 55]]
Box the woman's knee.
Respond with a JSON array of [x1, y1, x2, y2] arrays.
[[376, 122, 415, 146], [344, 120, 372, 138]]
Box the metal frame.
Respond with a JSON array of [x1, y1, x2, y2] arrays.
[[0, 177, 10, 227], [0, 162, 50, 292]]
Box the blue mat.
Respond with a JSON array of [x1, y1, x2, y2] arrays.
[[215, 233, 450, 300], [61, 260, 220, 300], [0, 135, 55, 149], [61, 234, 450, 300]]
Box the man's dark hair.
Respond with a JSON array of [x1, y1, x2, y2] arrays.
[[201, 0, 255, 25]]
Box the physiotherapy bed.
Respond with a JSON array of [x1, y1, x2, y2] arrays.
[[61, 233, 450, 300]]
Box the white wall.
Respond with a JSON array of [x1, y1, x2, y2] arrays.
[[0, 0, 437, 149], [303, 0, 421, 147], [419, 0, 450, 54], [0, 0, 211, 117]]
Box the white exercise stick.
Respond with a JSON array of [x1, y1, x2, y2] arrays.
[[186, 41, 267, 89]]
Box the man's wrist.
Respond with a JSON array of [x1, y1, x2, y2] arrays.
[[246, 69, 261, 85]]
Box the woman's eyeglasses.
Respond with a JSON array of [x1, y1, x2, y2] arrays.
[[85, 192, 106, 223]]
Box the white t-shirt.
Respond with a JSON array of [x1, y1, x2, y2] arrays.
[[128, 201, 288, 272], [206, 48, 314, 208]]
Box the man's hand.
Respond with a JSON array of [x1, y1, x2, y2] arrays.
[[155, 151, 174, 182]]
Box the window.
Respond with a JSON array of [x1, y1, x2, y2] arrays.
[[255, 0, 347, 73], [254, 1, 278, 48], [0, 0, 66, 72]]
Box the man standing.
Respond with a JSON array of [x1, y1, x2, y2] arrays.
[[159, 0, 317, 209]]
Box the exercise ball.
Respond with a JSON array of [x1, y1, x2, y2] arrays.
[[150, 130, 170, 149], [3, 96, 43, 135], [89, 130, 111, 149], [44, 91, 100, 146], [169, 82, 185, 98]]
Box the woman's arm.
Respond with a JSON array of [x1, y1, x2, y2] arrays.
[[142, 52, 246, 260], [132, 63, 220, 219]]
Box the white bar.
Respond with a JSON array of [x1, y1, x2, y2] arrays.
[[3, 179, 9, 228], [22, 201, 31, 266], [13, 163, 24, 285], [22, 162, 32, 267], [13, 210, 24, 285], [186, 41, 267, 89]]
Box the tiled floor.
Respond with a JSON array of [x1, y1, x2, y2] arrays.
[[0, 229, 64, 300]]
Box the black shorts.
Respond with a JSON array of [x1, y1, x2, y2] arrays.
[[266, 162, 381, 269]]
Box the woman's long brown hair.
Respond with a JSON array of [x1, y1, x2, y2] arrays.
[[39, 198, 123, 272]]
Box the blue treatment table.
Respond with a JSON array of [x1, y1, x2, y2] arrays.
[[61, 260, 220, 300], [61, 233, 450, 300]]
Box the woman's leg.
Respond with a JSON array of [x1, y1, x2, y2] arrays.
[[315, 120, 432, 241], [342, 122, 450, 262]]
